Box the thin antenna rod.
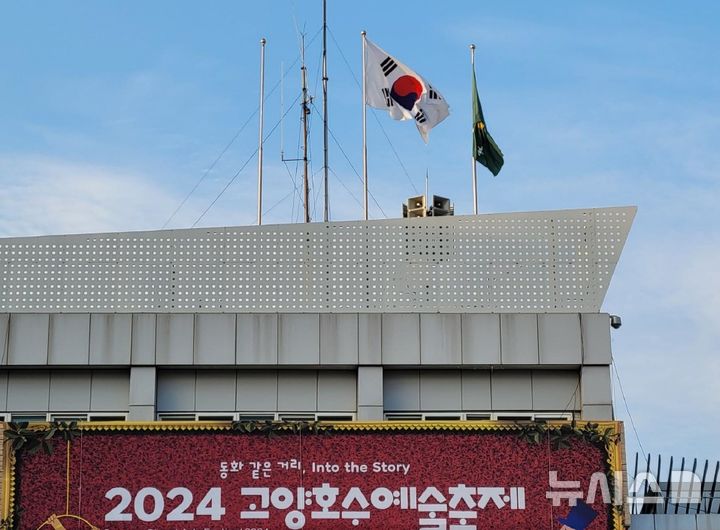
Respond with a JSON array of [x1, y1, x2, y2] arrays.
[[470, 43, 478, 215], [425, 169, 429, 212], [257, 38, 267, 225], [322, 0, 330, 222], [301, 34, 310, 223], [361, 30, 368, 220], [280, 61, 284, 159]]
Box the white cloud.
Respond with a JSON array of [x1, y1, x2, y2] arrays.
[[0, 155, 180, 237], [0, 154, 387, 235], [608, 231, 720, 463]]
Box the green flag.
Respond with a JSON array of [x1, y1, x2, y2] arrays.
[[472, 69, 504, 176]]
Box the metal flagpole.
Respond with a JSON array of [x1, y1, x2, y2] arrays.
[[470, 44, 478, 215], [322, 0, 330, 222], [257, 38, 266, 225], [361, 30, 368, 220]]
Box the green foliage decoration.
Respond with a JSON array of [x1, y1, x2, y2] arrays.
[[516, 420, 621, 450], [4, 421, 81, 456]]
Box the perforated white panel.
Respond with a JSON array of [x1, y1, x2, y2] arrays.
[[0, 207, 636, 313]]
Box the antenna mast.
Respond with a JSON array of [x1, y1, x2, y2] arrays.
[[301, 34, 311, 223], [322, 0, 329, 222]]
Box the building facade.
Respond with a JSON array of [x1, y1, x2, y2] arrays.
[[0, 207, 635, 425]]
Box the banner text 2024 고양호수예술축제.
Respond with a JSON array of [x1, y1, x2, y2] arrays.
[[3, 421, 624, 530]]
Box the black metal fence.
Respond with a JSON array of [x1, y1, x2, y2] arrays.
[[630, 453, 720, 515]]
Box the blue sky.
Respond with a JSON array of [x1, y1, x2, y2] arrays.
[[1, 1, 719, 465]]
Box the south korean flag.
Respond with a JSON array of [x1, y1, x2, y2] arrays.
[[364, 37, 450, 142]]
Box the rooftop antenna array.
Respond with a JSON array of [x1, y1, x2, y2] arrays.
[[281, 32, 313, 223], [322, 0, 330, 222], [301, 34, 310, 223]]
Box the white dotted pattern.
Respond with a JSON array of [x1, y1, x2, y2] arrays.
[[0, 207, 635, 313]]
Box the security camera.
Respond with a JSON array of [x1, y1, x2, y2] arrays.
[[609, 315, 622, 329]]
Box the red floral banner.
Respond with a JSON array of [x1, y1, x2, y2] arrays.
[[5, 422, 623, 530]]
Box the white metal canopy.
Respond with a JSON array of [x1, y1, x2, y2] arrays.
[[0, 206, 636, 313]]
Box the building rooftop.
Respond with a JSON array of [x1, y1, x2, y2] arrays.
[[0, 206, 636, 314]]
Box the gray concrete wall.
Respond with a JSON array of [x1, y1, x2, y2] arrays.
[[383, 369, 580, 413], [156, 370, 358, 414], [0, 312, 615, 421], [0, 312, 611, 368], [0, 369, 129, 417], [0, 365, 610, 421]]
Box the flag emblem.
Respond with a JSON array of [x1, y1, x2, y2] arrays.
[[364, 37, 450, 142], [472, 69, 504, 175], [380, 56, 399, 77], [381, 88, 394, 107], [390, 75, 423, 111]]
